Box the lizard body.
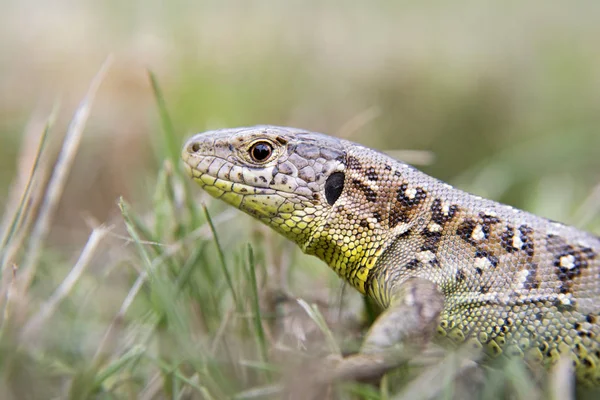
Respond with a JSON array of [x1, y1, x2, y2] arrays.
[[182, 126, 600, 385]]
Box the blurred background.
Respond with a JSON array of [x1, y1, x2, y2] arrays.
[[0, 1, 599, 397], [1, 0, 599, 243]]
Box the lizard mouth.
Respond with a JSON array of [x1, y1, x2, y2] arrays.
[[183, 149, 279, 193]]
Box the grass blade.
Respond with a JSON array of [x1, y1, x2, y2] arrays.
[[19, 56, 113, 289], [247, 245, 269, 372], [202, 204, 239, 306], [148, 70, 178, 166]]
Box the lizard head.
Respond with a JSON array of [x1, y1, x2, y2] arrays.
[[183, 125, 416, 293], [182, 125, 349, 246]]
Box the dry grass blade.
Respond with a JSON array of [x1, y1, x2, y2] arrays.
[[0, 110, 54, 320], [18, 56, 113, 290], [384, 149, 436, 167], [393, 347, 480, 400], [21, 226, 109, 342], [0, 106, 56, 256], [337, 106, 382, 139], [572, 181, 600, 228], [296, 298, 341, 355], [550, 357, 575, 400]]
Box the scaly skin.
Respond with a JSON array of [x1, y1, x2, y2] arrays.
[[182, 125, 600, 385]]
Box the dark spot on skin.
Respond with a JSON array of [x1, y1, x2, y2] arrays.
[[587, 314, 597, 324], [281, 176, 288, 184], [275, 135, 288, 144], [479, 212, 501, 224], [475, 250, 499, 267], [394, 171, 402, 177], [475, 267, 483, 276], [389, 184, 427, 224], [352, 179, 377, 202], [523, 263, 540, 289], [396, 229, 412, 239], [366, 167, 378, 181], [324, 172, 345, 206], [430, 199, 458, 225], [456, 269, 465, 282], [421, 230, 442, 252], [359, 219, 369, 228], [239, 188, 248, 193], [405, 259, 419, 270], [372, 211, 382, 223], [384, 165, 392, 171], [519, 225, 535, 257], [559, 283, 572, 294], [501, 226, 516, 253], [553, 242, 596, 291], [396, 184, 427, 207], [258, 176, 267, 183], [347, 155, 362, 170], [358, 266, 367, 278], [388, 208, 408, 228], [457, 219, 477, 244], [535, 312, 544, 321], [228, 143, 234, 151]]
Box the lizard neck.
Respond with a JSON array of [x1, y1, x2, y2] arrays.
[[301, 211, 394, 295]]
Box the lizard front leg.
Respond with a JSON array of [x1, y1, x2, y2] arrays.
[[327, 277, 444, 382]]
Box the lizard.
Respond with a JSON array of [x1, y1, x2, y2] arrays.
[[181, 125, 600, 386]]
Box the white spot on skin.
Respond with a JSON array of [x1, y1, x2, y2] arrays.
[[512, 234, 524, 250], [560, 254, 575, 269], [405, 187, 417, 199], [474, 257, 492, 270], [557, 293, 573, 306], [428, 223, 442, 233], [416, 250, 436, 263], [516, 269, 529, 287], [471, 225, 485, 241], [441, 202, 450, 215], [394, 222, 412, 235], [484, 210, 498, 217]]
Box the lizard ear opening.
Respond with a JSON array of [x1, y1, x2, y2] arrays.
[[325, 172, 345, 205]]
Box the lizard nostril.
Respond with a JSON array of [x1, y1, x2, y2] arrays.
[[190, 142, 201, 153]]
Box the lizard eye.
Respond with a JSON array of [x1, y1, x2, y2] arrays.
[[249, 141, 273, 163]]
